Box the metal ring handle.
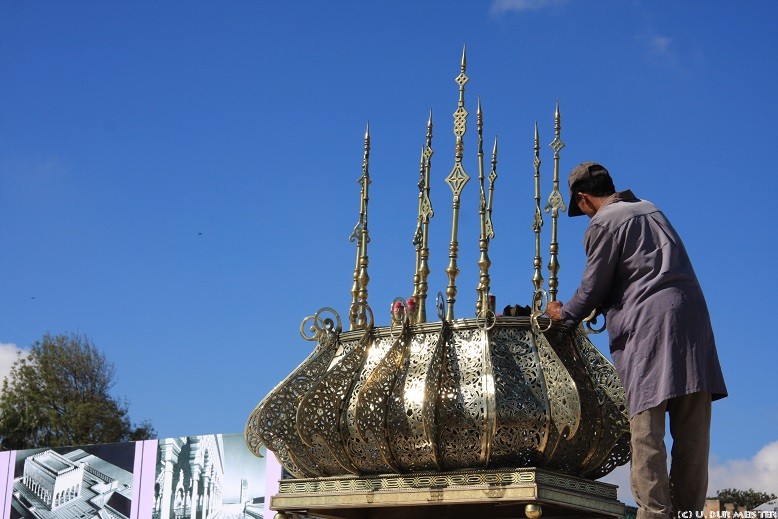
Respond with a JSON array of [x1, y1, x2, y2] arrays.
[[530, 289, 553, 333], [389, 297, 408, 339], [476, 308, 496, 331]]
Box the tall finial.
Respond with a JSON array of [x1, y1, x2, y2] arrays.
[[444, 45, 470, 321], [475, 96, 492, 317], [412, 111, 434, 323], [544, 101, 566, 302], [486, 136, 497, 241], [531, 122, 546, 320], [350, 123, 372, 329]]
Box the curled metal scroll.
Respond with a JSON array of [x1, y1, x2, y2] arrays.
[[350, 301, 374, 331], [300, 307, 343, 342], [583, 307, 606, 335], [530, 289, 552, 333]]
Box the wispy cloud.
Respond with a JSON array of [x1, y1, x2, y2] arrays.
[[0, 342, 28, 388], [490, 0, 566, 15], [640, 30, 680, 66], [599, 441, 778, 505], [647, 34, 672, 55], [709, 441, 778, 497]]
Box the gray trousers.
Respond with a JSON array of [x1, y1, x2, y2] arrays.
[[630, 391, 712, 519]]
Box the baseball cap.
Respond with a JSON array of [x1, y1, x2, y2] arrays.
[[567, 162, 610, 217]]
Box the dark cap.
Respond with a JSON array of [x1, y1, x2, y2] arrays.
[[567, 162, 610, 217]]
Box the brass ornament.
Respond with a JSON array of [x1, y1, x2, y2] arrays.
[[544, 101, 566, 302], [248, 318, 629, 479], [525, 504, 543, 519], [444, 46, 471, 321], [246, 51, 629, 490], [412, 113, 434, 324]]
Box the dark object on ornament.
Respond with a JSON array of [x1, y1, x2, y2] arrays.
[[503, 304, 532, 317]]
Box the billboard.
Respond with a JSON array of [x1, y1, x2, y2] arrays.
[[0, 434, 273, 519]]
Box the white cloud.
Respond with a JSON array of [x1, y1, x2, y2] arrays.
[[638, 30, 683, 70], [709, 441, 778, 497], [0, 342, 28, 388], [598, 441, 778, 506], [490, 0, 566, 15]]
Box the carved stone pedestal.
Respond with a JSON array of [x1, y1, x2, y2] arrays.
[[270, 468, 625, 519]]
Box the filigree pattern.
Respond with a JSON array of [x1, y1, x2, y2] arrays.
[[541, 328, 601, 473], [488, 325, 548, 467], [354, 329, 410, 473], [386, 325, 446, 472], [343, 334, 397, 473], [534, 330, 581, 471], [245, 331, 341, 478], [295, 336, 366, 475], [572, 329, 631, 479], [436, 327, 490, 469], [248, 319, 630, 480]]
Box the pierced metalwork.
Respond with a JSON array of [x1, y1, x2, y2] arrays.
[[544, 101, 566, 302], [342, 333, 396, 474], [386, 323, 447, 471], [444, 46, 470, 321], [248, 317, 629, 479], [436, 326, 493, 469], [246, 312, 344, 477]]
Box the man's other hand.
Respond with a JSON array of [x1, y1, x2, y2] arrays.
[[546, 301, 563, 321]]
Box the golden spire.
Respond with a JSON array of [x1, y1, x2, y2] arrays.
[[475, 97, 494, 318], [532, 122, 544, 297], [544, 101, 566, 302], [444, 45, 470, 321], [412, 112, 434, 323], [349, 123, 372, 329]]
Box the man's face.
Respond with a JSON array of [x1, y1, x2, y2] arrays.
[[575, 193, 598, 218]]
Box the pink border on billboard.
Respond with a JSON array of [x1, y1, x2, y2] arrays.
[[0, 451, 15, 519], [131, 440, 158, 519], [264, 451, 282, 519]]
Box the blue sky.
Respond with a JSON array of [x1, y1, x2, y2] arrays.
[[1, 0, 777, 504]]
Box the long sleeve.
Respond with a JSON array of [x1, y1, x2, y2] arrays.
[[560, 223, 620, 328]]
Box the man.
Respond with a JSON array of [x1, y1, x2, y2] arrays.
[[545, 162, 727, 519]]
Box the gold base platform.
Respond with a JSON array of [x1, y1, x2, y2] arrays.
[[271, 468, 625, 519]]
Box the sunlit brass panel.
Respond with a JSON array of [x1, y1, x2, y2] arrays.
[[248, 317, 629, 480]]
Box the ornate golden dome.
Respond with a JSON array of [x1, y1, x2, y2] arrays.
[[245, 48, 630, 483]]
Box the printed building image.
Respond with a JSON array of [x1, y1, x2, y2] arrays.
[[9, 444, 135, 519], [153, 435, 225, 519], [151, 434, 266, 519], [0, 435, 269, 519], [20, 450, 84, 510]]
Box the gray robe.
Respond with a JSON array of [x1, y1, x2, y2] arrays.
[[561, 190, 727, 416]]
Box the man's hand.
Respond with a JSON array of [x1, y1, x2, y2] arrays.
[[545, 301, 563, 321]]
